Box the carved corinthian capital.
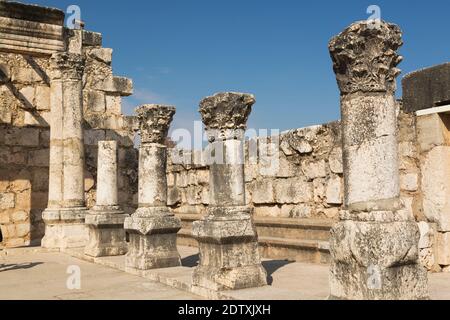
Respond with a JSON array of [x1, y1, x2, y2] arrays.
[[135, 104, 175, 144], [328, 20, 403, 95], [49, 52, 85, 80], [199, 92, 254, 141]]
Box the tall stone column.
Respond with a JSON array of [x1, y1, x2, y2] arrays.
[[42, 52, 89, 249], [328, 21, 428, 299], [124, 105, 181, 271], [192, 92, 267, 293], [85, 141, 128, 257]]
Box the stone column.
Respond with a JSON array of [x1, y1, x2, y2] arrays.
[[124, 104, 181, 271], [85, 141, 128, 257], [192, 92, 267, 293], [42, 52, 89, 249], [328, 21, 428, 299]]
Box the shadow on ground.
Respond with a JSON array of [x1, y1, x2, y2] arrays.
[[0, 262, 43, 272], [181, 254, 199, 267], [181, 254, 294, 286], [262, 260, 294, 285]]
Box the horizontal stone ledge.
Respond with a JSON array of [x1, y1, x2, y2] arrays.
[[94, 75, 133, 96], [416, 104, 450, 116], [0, 2, 65, 26], [0, 16, 64, 38]]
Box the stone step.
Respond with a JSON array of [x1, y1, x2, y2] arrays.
[[258, 236, 330, 264], [176, 228, 331, 264], [176, 214, 333, 241], [254, 217, 333, 241]]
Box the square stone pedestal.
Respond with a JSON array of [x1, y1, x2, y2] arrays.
[[192, 209, 267, 292], [41, 208, 89, 250], [84, 208, 129, 257], [329, 218, 429, 300], [124, 208, 181, 271]]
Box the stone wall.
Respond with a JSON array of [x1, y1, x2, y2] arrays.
[[167, 121, 344, 219], [166, 104, 438, 269], [167, 106, 420, 220], [0, 30, 138, 248]]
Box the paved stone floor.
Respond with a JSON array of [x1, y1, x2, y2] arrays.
[[1, 246, 450, 300], [0, 249, 200, 300]]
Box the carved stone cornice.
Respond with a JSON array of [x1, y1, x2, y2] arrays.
[[199, 92, 254, 141], [49, 52, 84, 80], [135, 104, 175, 144], [328, 20, 403, 95]]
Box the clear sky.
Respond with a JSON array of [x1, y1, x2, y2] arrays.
[[28, 0, 450, 135]]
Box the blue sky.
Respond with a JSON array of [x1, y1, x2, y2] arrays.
[[29, 0, 449, 135]]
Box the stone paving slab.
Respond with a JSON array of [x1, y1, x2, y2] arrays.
[[0, 248, 200, 300], [1, 245, 450, 300]]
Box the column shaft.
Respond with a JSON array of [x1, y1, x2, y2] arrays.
[[96, 141, 118, 207], [138, 143, 167, 208], [47, 80, 64, 208], [208, 139, 245, 207], [62, 79, 85, 208]]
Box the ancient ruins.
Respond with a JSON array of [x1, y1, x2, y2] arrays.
[[0, 1, 449, 300]]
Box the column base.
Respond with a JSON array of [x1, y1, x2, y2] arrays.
[[41, 207, 88, 250], [192, 208, 267, 291], [329, 218, 429, 300], [124, 208, 181, 271], [84, 210, 129, 257]]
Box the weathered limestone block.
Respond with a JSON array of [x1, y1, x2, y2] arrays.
[[28, 149, 49, 166], [274, 177, 312, 204], [167, 187, 181, 206], [0, 192, 15, 209], [96, 75, 133, 96], [400, 172, 418, 192], [35, 85, 50, 110], [5, 127, 40, 146], [418, 221, 435, 249], [330, 219, 428, 299], [85, 141, 128, 257], [416, 114, 449, 153], [88, 48, 113, 65], [125, 105, 181, 271], [23, 111, 51, 127], [86, 90, 106, 112], [313, 178, 326, 202], [82, 30, 102, 47], [329, 148, 343, 174], [436, 232, 450, 266], [192, 92, 267, 293], [326, 176, 343, 205], [105, 95, 122, 114], [253, 205, 281, 217], [328, 20, 428, 300], [302, 159, 327, 180], [421, 146, 450, 231], [252, 179, 275, 204]]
